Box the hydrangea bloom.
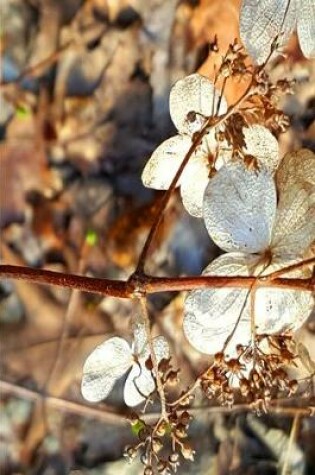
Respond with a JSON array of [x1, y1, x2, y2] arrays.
[[142, 73, 279, 217], [81, 323, 169, 407], [183, 149, 315, 355], [240, 0, 315, 64]]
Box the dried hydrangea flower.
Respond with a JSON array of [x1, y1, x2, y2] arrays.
[[81, 323, 169, 407], [240, 0, 315, 64], [183, 149, 315, 355], [142, 73, 279, 217]]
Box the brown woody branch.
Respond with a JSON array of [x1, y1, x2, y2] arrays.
[[0, 265, 314, 299]]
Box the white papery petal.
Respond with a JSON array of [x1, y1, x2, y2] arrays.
[[183, 253, 260, 354], [180, 156, 210, 217], [81, 337, 132, 402], [203, 163, 277, 253], [124, 336, 170, 407], [240, 0, 297, 64], [132, 322, 147, 355], [169, 74, 227, 135], [183, 313, 251, 355], [215, 126, 279, 172], [255, 259, 314, 333], [297, 0, 315, 58], [142, 135, 191, 190], [243, 125, 279, 172], [271, 184, 315, 257], [124, 363, 154, 407]]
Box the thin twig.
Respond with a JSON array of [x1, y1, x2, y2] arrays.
[[0, 265, 314, 299], [281, 413, 300, 475]]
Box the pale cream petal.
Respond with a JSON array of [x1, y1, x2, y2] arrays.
[[124, 336, 169, 407], [124, 363, 151, 407], [180, 157, 210, 217], [169, 74, 227, 135], [243, 125, 279, 172], [240, 0, 297, 64], [276, 149, 315, 193], [142, 135, 191, 190], [81, 337, 132, 402], [297, 0, 315, 58], [203, 163, 277, 253], [271, 184, 315, 257], [255, 258, 314, 333], [183, 253, 260, 354]]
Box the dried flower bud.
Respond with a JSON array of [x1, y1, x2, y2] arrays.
[[288, 379, 298, 394], [175, 423, 187, 439], [214, 352, 225, 364], [124, 445, 137, 461], [181, 442, 195, 461], [144, 466, 153, 475], [152, 438, 163, 453], [180, 411, 191, 426], [156, 420, 168, 437], [145, 357, 153, 371], [169, 452, 179, 464], [166, 371, 179, 386], [157, 460, 168, 473]]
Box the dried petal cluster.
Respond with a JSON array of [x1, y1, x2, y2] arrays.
[[240, 0, 315, 64], [184, 149, 315, 357], [142, 71, 280, 217]]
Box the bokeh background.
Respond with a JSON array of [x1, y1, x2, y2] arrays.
[[1, 0, 314, 474]]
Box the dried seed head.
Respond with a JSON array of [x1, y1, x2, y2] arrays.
[[144, 466, 153, 475]]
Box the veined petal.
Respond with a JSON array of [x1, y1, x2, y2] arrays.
[[124, 336, 170, 407], [183, 313, 251, 355], [271, 184, 315, 257], [240, 0, 297, 64], [254, 258, 314, 333], [132, 322, 147, 356], [243, 125, 279, 172], [169, 74, 227, 135], [142, 135, 191, 190], [180, 156, 210, 217], [81, 337, 132, 402], [215, 126, 279, 172], [183, 253, 261, 354], [203, 163, 277, 253], [276, 149, 315, 192], [297, 0, 315, 58]]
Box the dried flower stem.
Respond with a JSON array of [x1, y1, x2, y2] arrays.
[[0, 264, 313, 298], [139, 297, 168, 420]]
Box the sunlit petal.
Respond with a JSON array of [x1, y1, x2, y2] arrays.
[[124, 336, 170, 407], [276, 149, 315, 193], [243, 125, 279, 172], [183, 253, 260, 354], [169, 74, 227, 135], [180, 156, 210, 217], [255, 258, 314, 333], [142, 135, 191, 190], [271, 184, 315, 258], [297, 0, 315, 58], [81, 337, 132, 402], [183, 313, 251, 355], [240, 0, 297, 64], [203, 163, 277, 253], [124, 363, 153, 407]]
